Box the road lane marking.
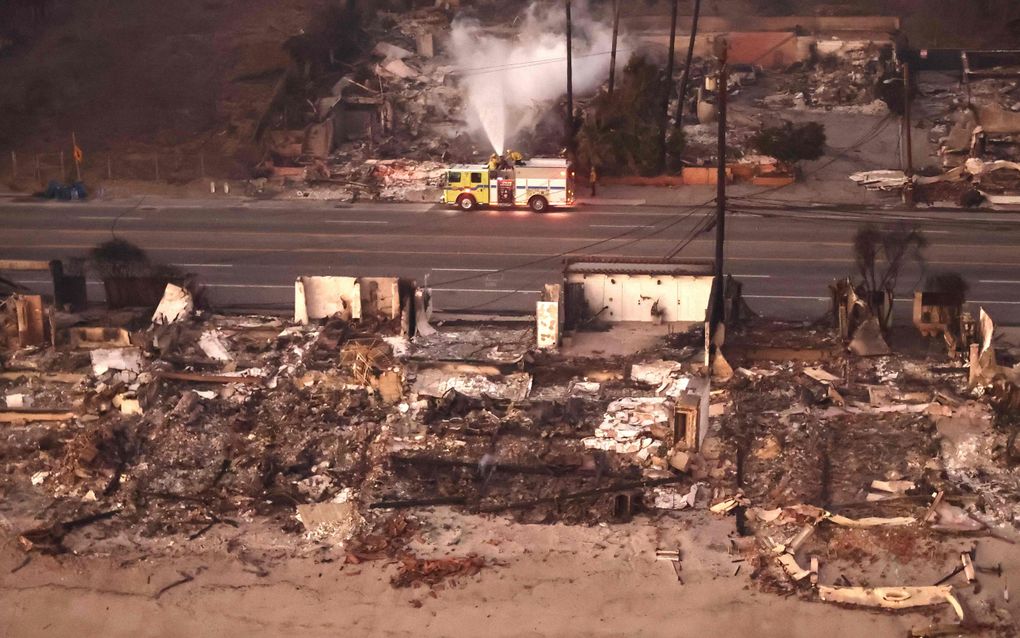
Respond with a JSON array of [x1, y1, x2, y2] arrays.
[[980, 279, 1020, 284], [202, 284, 293, 289], [81, 216, 143, 221], [744, 295, 828, 301], [734, 274, 771, 278], [1, 229, 1017, 252], [590, 224, 646, 228], [324, 220, 389, 225], [174, 263, 233, 268], [17, 279, 543, 295], [745, 294, 1020, 306], [5, 243, 1020, 267], [432, 288, 541, 294], [431, 268, 499, 272], [18, 279, 103, 286], [18, 278, 290, 290]]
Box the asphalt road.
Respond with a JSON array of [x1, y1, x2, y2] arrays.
[[2, 196, 1020, 323]]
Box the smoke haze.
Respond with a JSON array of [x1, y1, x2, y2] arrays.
[[449, 1, 630, 154]]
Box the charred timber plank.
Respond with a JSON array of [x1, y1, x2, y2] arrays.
[[369, 495, 470, 510], [0, 371, 85, 384], [475, 475, 684, 513], [390, 453, 632, 479], [156, 371, 262, 385], [392, 454, 564, 476]]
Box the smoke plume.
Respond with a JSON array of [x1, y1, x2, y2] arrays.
[[449, 1, 629, 154]]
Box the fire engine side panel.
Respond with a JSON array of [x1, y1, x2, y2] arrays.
[[473, 178, 490, 204], [514, 178, 569, 205]]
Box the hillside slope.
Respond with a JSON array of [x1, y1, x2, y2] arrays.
[[0, 0, 315, 178]]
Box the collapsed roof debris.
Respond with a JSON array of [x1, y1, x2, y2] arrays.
[[2, 254, 1020, 633]]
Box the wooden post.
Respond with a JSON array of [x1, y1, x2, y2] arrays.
[[660, 0, 679, 171], [902, 62, 914, 207], [608, 0, 620, 98], [676, 0, 702, 130], [903, 62, 913, 177], [565, 0, 573, 141], [154, 154, 160, 181], [710, 52, 728, 354], [715, 61, 727, 286]]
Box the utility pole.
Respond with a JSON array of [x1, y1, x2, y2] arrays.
[[903, 62, 913, 177], [902, 62, 914, 207], [660, 0, 679, 171], [675, 0, 702, 129], [565, 0, 574, 139], [608, 0, 620, 97], [711, 50, 728, 347]]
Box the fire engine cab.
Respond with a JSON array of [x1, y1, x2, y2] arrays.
[[441, 157, 575, 213]]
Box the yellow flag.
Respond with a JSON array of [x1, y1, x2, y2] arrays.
[[73, 144, 83, 164]]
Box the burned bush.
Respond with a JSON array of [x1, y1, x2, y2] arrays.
[[750, 121, 826, 165], [90, 239, 151, 279], [852, 223, 927, 325]]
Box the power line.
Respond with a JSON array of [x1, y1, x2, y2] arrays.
[[451, 47, 637, 77], [442, 199, 715, 310], [663, 209, 716, 259], [439, 32, 897, 292], [731, 114, 895, 205], [429, 197, 714, 289]]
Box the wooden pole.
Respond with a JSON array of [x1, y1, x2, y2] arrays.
[[608, 0, 620, 98], [675, 0, 702, 130], [902, 62, 914, 207], [660, 0, 679, 171], [903, 62, 913, 177], [711, 55, 728, 348], [565, 0, 574, 140]]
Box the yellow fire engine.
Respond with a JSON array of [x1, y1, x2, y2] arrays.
[[441, 157, 575, 213]]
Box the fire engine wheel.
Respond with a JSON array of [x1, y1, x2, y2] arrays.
[[456, 195, 476, 211], [528, 195, 549, 213]]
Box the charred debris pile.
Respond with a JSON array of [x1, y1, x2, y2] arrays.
[[2, 263, 1020, 622]]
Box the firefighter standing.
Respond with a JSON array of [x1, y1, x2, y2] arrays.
[[589, 165, 599, 197]]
